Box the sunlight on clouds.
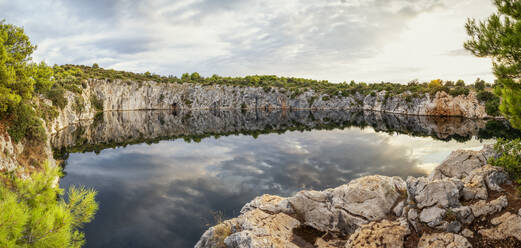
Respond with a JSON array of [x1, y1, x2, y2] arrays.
[[2, 0, 496, 83]]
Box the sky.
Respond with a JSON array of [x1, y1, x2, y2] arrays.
[[1, 0, 497, 84]]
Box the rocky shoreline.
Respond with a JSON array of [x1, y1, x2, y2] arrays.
[[195, 145, 521, 248]]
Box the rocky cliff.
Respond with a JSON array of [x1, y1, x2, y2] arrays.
[[195, 145, 521, 248], [47, 79, 493, 134]]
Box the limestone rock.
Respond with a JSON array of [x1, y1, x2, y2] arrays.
[[195, 209, 300, 248], [407, 177, 463, 209], [470, 195, 508, 218], [419, 207, 446, 228], [240, 194, 293, 215], [345, 218, 410, 248], [418, 233, 472, 248], [429, 149, 489, 180], [393, 200, 405, 217], [478, 212, 521, 241], [451, 206, 474, 225], [287, 175, 406, 235], [462, 165, 510, 201]]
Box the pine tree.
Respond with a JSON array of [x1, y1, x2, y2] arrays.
[[464, 0, 521, 129]]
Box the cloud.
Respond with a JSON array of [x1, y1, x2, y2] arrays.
[[0, 0, 495, 83]]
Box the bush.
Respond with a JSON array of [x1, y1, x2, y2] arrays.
[[489, 138, 521, 184], [36, 102, 59, 123], [73, 96, 85, 114], [90, 95, 103, 111], [474, 78, 486, 91], [7, 104, 46, 143], [477, 91, 496, 102], [485, 97, 501, 116], [46, 86, 67, 109], [449, 87, 470, 97], [0, 164, 98, 247]]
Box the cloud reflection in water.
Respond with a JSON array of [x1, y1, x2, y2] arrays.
[[60, 121, 492, 248]]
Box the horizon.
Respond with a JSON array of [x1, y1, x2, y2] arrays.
[[1, 0, 496, 84]]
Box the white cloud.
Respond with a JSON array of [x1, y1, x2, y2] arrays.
[[0, 0, 496, 83]]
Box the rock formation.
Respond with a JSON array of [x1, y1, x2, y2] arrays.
[[195, 145, 521, 248]]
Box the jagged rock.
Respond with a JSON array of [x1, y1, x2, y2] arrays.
[[462, 165, 510, 201], [461, 228, 474, 238], [195, 209, 300, 248], [345, 218, 410, 248], [420, 207, 446, 228], [478, 212, 521, 241], [418, 233, 472, 248], [393, 200, 405, 217], [451, 206, 474, 225], [407, 208, 419, 231], [407, 177, 463, 209], [240, 194, 293, 215], [429, 149, 489, 180], [287, 175, 406, 235], [470, 195, 508, 218]]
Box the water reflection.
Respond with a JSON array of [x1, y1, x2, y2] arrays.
[[57, 110, 517, 248]]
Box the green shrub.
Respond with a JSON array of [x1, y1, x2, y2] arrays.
[[7, 104, 46, 143], [485, 98, 501, 116], [449, 87, 470, 97], [0, 163, 98, 247], [36, 102, 59, 123], [90, 95, 103, 111], [489, 138, 521, 183], [477, 91, 496, 102], [46, 86, 67, 109], [73, 96, 85, 114]]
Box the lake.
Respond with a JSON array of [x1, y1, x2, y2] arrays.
[[55, 110, 519, 247]]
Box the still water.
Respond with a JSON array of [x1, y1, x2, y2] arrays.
[[55, 110, 517, 247]]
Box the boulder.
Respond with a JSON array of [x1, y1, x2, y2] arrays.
[[429, 149, 488, 180], [288, 175, 406, 235], [461, 165, 510, 201], [407, 177, 463, 209], [419, 207, 446, 228], [345, 218, 410, 248], [470, 195, 508, 218], [195, 209, 300, 248]]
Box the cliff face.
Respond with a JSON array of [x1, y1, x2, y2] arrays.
[[87, 79, 488, 117], [48, 79, 492, 136]]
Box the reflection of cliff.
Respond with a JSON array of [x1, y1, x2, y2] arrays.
[[51, 110, 517, 153]]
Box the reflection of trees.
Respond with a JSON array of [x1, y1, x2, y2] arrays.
[[51, 110, 520, 158]]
